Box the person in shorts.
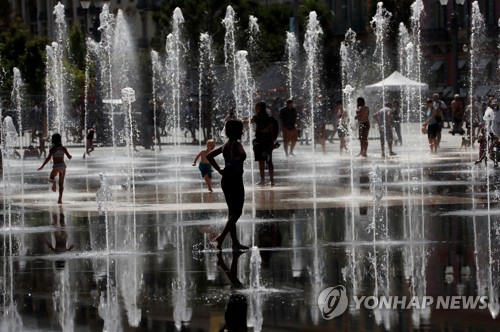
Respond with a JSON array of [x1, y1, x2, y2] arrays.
[[279, 99, 298, 157], [252, 101, 278, 186], [373, 102, 397, 157], [423, 100, 440, 154], [193, 139, 216, 192]]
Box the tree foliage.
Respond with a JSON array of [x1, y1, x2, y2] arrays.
[[152, 0, 294, 65], [151, 0, 341, 90], [0, 16, 47, 97]]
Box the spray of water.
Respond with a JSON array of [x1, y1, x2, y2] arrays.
[[410, 0, 424, 123], [222, 6, 237, 70], [248, 15, 260, 63], [234, 51, 254, 119], [285, 32, 298, 99], [370, 2, 392, 105], [248, 246, 264, 331], [121, 87, 137, 249], [97, 4, 117, 150], [165, 8, 186, 214], [96, 173, 113, 252], [46, 3, 70, 136], [11, 68, 24, 209], [198, 33, 215, 147], [52, 265, 76, 332]]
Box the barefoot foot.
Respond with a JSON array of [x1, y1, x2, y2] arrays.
[[211, 236, 223, 250], [232, 244, 249, 251], [49, 179, 56, 192]]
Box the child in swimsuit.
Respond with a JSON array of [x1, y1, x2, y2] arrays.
[[193, 139, 216, 192], [38, 133, 72, 204]]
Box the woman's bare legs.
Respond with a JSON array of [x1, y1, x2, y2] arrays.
[[213, 198, 248, 251], [213, 212, 241, 249]]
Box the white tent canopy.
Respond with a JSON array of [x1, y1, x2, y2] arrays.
[[364, 71, 429, 91]]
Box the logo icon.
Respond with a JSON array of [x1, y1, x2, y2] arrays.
[[317, 285, 348, 320]]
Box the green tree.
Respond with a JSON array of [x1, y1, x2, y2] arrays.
[[67, 24, 87, 99], [152, 0, 292, 66], [0, 16, 47, 97], [151, 1, 340, 92]]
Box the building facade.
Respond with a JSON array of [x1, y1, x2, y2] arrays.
[[421, 0, 499, 98]]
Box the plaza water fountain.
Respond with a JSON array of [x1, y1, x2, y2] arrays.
[[46, 3, 70, 137], [0, 0, 499, 330]]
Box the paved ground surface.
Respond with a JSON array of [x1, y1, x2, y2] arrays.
[[1, 123, 499, 331]]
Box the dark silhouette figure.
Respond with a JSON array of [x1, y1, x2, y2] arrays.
[[83, 128, 95, 158], [38, 132, 47, 159], [251, 101, 279, 186], [356, 97, 370, 157], [207, 119, 249, 251], [217, 252, 247, 332], [38, 133, 72, 204]]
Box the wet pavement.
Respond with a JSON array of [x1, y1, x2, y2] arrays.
[[1, 125, 499, 331]]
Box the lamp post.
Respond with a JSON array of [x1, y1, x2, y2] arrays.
[[439, 0, 465, 96], [80, 0, 90, 35], [80, 0, 109, 41]]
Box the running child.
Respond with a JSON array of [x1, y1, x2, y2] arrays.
[[193, 139, 216, 192], [83, 128, 95, 159], [38, 133, 72, 204]]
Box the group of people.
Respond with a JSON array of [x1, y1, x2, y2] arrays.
[[35, 94, 500, 253], [354, 97, 402, 158], [422, 93, 500, 161], [193, 98, 401, 251]]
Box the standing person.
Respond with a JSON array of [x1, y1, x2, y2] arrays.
[[450, 94, 465, 135], [483, 99, 500, 167], [192, 139, 216, 192], [336, 100, 350, 154], [423, 100, 439, 154], [206, 119, 249, 251], [474, 127, 487, 165], [38, 133, 72, 204], [483, 99, 500, 137], [251, 101, 278, 186], [279, 99, 298, 157], [391, 101, 402, 145], [356, 97, 370, 157], [38, 132, 47, 159], [433, 93, 448, 141], [373, 102, 397, 157], [465, 96, 480, 140], [83, 128, 95, 159]]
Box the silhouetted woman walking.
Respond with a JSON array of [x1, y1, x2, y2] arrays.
[[207, 119, 249, 251]]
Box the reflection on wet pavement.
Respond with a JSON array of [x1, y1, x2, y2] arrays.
[[1, 143, 499, 331]]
